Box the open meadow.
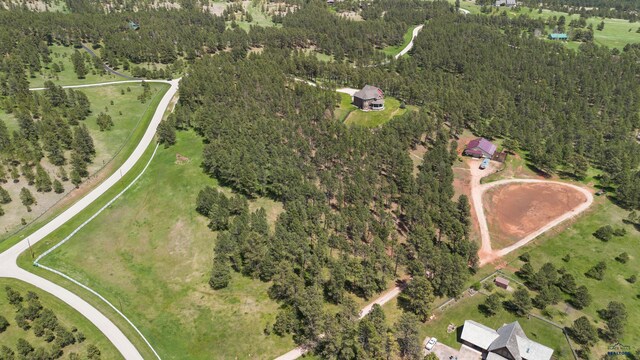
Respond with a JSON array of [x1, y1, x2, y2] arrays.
[[498, 198, 640, 357], [25, 131, 294, 359]]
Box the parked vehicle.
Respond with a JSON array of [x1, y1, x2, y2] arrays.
[[480, 158, 490, 170], [426, 337, 438, 351]]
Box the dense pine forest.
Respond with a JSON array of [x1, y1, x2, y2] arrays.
[[2, 0, 640, 357]]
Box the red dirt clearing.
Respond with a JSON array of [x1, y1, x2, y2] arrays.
[[483, 182, 587, 250]]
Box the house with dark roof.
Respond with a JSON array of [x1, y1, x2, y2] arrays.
[[495, 0, 517, 6], [460, 320, 553, 360], [464, 138, 496, 158], [353, 85, 384, 111]]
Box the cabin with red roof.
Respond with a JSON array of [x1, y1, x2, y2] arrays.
[[464, 138, 496, 158]]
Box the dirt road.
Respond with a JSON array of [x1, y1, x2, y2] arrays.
[[468, 159, 593, 265]]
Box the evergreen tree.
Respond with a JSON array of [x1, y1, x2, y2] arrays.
[[53, 179, 64, 194], [19, 187, 36, 208], [96, 113, 114, 131], [571, 285, 592, 309], [394, 313, 421, 360], [157, 117, 176, 147], [72, 125, 95, 163], [569, 316, 597, 345], [0, 186, 11, 204], [509, 287, 532, 316], [35, 164, 52, 192], [398, 276, 435, 322]]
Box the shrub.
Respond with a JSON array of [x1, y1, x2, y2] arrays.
[[519, 253, 530, 262], [616, 252, 629, 263], [627, 275, 637, 284], [585, 261, 607, 280], [613, 227, 627, 237], [593, 225, 613, 241]]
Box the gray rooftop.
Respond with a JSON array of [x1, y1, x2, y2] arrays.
[[462, 321, 554, 360], [354, 85, 383, 100]]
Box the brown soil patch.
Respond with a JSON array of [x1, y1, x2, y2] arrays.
[[175, 153, 190, 165], [484, 183, 587, 249]]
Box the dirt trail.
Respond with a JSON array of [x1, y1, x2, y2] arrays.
[[468, 159, 594, 266]]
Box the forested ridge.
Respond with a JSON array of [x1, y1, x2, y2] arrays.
[[177, 49, 477, 357]]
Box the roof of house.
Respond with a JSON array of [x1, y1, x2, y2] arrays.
[[354, 85, 384, 100], [466, 138, 497, 156], [461, 320, 501, 350], [462, 321, 554, 360], [495, 276, 510, 285], [549, 33, 568, 39]]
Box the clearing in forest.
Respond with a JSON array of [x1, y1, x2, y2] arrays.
[[483, 182, 587, 250], [28, 131, 293, 359]]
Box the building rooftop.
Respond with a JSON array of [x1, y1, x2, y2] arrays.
[[466, 137, 497, 157], [354, 85, 384, 100], [461, 321, 554, 360]]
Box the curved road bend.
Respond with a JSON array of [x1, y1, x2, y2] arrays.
[[0, 79, 180, 360], [472, 176, 593, 266]]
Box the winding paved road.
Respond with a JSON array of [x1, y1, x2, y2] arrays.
[[0, 79, 180, 359]]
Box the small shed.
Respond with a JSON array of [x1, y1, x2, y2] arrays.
[[494, 276, 510, 289], [548, 33, 568, 40]]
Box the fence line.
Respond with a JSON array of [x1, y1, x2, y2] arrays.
[[34, 143, 162, 359]]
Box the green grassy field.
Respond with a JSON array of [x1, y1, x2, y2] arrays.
[[382, 25, 419, 57], [344, 97, 413, 127], [0, 278, 121, 360], [497, 198, 640, 357], [334, 92, 356, 122], [502, 6, 640, 49], [235, 2, 279, 31], [31, 45, 128, 88], [28, 130, 293, 359]]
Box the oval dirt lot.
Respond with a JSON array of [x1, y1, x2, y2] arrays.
[[483, 182, 588, 249]]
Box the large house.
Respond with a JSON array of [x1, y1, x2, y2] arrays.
[[495, 0, 517, 6], [464, 137, 496, 158], [353, 85, 385, 111], [461, 320, 554, 360]]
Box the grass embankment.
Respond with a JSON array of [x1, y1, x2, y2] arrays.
[[25, 131, 294, 359], [0, 278, 122, 360], [334, 92, 356, 122], [344, 97, 415, 127], [382, 25, 419, 57], [0, 83, 169, 251]]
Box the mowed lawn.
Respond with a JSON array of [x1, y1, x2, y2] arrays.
[[37, 130, 294, 359], [0, 278, 122, 360], [344, 97, 413, 127], [383, 292, 574, 359], [30, 45, 129, 88], [334, 92, 356, 122], [499, 198, 640, 357]]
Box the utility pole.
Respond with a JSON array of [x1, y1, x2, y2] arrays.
[[27, 237, 34, 259]]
